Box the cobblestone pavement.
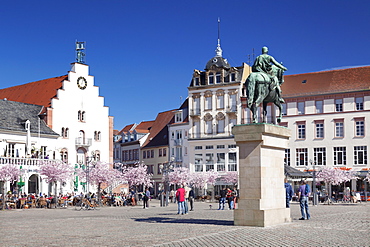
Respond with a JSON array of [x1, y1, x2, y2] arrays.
[[0, 201, 369, 247]]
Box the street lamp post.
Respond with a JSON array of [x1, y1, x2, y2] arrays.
[[310, 159, 318, 206], [85, 151, 95, 196], [159, 156, 174, 207]]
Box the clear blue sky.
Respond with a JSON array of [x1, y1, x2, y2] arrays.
[[1, 1, 369, 130]]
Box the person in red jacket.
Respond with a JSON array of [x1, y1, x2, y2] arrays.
[[176, 185, 186, 215]]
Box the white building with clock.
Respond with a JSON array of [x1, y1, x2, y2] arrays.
[[0, 59, 113, 194]]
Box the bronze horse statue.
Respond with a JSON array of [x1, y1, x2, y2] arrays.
[[244, 65, 285, 123]]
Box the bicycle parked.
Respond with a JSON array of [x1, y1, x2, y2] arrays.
[[75, 197, 101, 210]]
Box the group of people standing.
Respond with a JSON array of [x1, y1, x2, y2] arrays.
[[285, 179, 311, 220], [175, 184, 194, 215], [218, 187, 237, 210]]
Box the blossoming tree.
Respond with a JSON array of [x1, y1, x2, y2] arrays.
[[122, 162, 153, 192], [316, 167, 358, 197], [40, 161, 73, 198], [221, 171, 238, 186], [189, 170, 220, 197], [167, 167, 190, 186], [87, 161, 123, 201], [0, 164, 21, 209]]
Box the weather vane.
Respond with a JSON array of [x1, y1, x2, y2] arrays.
[[76, 41, 86, 64]]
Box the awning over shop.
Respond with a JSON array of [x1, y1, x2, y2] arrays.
[[284, 165, 311, 178]]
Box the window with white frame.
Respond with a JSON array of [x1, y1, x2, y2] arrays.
[[193, 120, 200, 138], [282, 103, 287, 116], [206, 120, 213, 134], [195, 146, 202, 150], [315, 121, 324, 139], [193, 97, 200, 115], [297, 122, 306, 139], [354, 146, 367, 165], [285, 149, 290, 166], [217, 153, 225, 171], [176, 130, 182, 140], [216, 72, 221, 83], [334, 120, 344, 138], [228, 152, 237, 171], [206, 145, 213, 150], [217, 119, 225, 133], [314, 147, 326, 166], [296, 148, 308, 166], [297, 102, 305, 115], [217, 94, 224, 109], [355, 97, 363, 111], [230, 73, 236, 82], [175, 111, 183, 123], [316, 100, 323, 113], [334, 147, 346, 166], [335, 99, 343, 112], [205, 153, 214, 171], [230, 94, 237, 111], [195, 154, 203, 172], [208, 72, 214, 84], [205, 96, 212, 110], [355, 118, 365, 137]]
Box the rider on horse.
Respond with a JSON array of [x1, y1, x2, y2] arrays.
[[252, 47, 288, 103]]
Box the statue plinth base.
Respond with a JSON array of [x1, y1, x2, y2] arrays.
[[232, 124, 291, 227]]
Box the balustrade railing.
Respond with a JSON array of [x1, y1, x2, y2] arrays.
[[0, 157, 64, 167]]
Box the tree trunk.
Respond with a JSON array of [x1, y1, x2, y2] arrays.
[[2, 186, 5, 210], [54, 181, 57, 208], [98, 183, 101, 203]]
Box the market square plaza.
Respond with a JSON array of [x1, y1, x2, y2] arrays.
[[0, 201, 368, 246]]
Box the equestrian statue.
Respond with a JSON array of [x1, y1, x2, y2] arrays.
[[244, 46, 288, 123]]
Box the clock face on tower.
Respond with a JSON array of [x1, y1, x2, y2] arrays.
[[77, 76, 87, 90]]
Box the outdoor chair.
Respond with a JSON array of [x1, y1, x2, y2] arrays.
[[18, 199, 27, 209], [38, 198, 47, 208]]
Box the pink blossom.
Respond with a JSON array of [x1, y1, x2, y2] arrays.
[[40, 161, 73, 184], [0, 164, 21, 182], [222, 171, 238, 185], [122, 162, 153, 188], [189, 170, 220, 189], [88, 161, 123, 186], [316, 168, 357, 186], [167, 167, 190, 186]]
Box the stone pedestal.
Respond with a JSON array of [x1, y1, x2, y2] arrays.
[[232, 124, 291, 227]]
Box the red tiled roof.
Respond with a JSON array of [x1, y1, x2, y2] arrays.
[[135, 121, 155, 134], [282, 66, 370, 98], [142, 110, 175, 148], [0, 75, 68, 108]]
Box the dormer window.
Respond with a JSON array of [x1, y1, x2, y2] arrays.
[[230, 73, 236, 82], [216, 72, 221, 83], [208, 72, 214, 84], [194, 77, 200, 86], [175, 111, 183, 123]]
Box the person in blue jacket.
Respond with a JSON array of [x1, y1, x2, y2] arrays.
[[285, 178, 294, 208]]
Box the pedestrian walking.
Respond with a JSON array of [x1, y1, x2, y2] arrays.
[[184, 184, 191, 214], [176, 185, 185, 214], [298, 179, 311, 220], [189, 187, 194, 211], [284, 178, 294, 208], [218, 187, 227, 210], [143, 188, 150, 209]]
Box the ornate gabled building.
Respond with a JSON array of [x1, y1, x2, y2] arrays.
[[187, 38, 251, 192], [0, 60, 113, 194]]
